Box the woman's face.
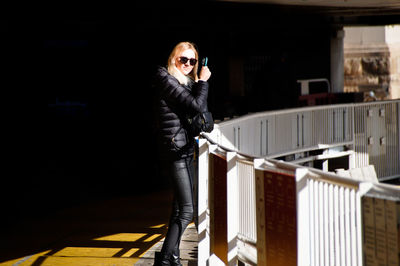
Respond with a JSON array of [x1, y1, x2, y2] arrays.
[[175, 48, 196, 76]]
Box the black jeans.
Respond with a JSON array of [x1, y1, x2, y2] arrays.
[[160, 155, 194, 263]]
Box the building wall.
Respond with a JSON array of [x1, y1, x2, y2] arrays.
[[344, 25, 400, 100], [387, 26, 400, 99]]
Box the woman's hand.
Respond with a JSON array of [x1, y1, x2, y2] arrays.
[[198, 66, 211, 82]]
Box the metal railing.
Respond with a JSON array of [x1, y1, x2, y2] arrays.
[[197, 100, 400, 266], [353, 102, 400, 179], [294, 166, 366, 266], [209, 100, 400, 180], [237, 159, 257, 244]]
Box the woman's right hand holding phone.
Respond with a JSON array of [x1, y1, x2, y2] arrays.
[[199, 57, 211, 82], [199, 66, 211, 82]]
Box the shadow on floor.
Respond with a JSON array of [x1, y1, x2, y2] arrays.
[[0, 189, 173, 265]]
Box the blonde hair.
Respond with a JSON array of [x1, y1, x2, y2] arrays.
[[167, 42, 199, 85]]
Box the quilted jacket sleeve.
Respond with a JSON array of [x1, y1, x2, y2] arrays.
[[155, 67, 209, 113]]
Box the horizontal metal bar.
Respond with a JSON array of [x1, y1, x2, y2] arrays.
[[378, 175, 400, 182], [291, 150, 353, 164], [267, 141, 354, 160]]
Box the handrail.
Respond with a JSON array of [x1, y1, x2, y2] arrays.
[[200, 132, 257, 159], [216, 99, 400, 127], [207, 99, 400, 180]]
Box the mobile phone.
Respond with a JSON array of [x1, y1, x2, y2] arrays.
[[202, 57, 208, 66]]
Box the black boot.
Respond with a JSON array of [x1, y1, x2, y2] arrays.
[[170, 252, 182, 266], [170, 242, 182, 266], [153, 251, 171, 266]]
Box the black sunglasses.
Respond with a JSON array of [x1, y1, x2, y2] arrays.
[[178, 57, 197, 66]]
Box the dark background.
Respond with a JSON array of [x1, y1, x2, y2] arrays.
[[2, 1, 399, 225]]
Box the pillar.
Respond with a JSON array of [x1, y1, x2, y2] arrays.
[[331, 28, 345, 93]]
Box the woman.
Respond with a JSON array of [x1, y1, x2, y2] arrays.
[[153, 42, 211, 265]]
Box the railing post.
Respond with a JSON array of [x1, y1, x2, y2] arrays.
[[227, 152, 239, 265], [197, 138, 211, 266], [295, 168, 310, 266]]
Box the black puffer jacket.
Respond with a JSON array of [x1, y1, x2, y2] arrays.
[[153, 66, 209, 158]]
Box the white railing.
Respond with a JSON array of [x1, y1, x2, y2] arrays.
[[197, 100, 400, 266], [209, 100, 400, 180], [210, 104, 354, 158], [254, 158, 369, 266], [353, 102, 400, 179], [197, 139, 400, 265], [295, 166, 366, 266]]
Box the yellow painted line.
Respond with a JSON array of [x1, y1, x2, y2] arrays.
[[53, 247, 122, 257], [149, 223, 166, 228], [0, 225, 170, 266], [32, 256, 138, 266], [93, 233, 147, 242], [121, 248, 140, 258], [144, 233, 162, 242]]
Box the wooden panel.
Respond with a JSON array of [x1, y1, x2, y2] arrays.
[[209, 152, 228, 264], [263, 169, 297, 266]]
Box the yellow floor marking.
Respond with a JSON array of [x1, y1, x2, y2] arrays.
[[34, 256, 138, 266], [149, 223, 166, 228], [93, 233, 147, 242], [121, 248, 140, 258], [144, 233, 162, 242], [53, 247, 122, 257]]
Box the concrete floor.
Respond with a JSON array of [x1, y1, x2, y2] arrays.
[[0, 189, 197, 265]]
